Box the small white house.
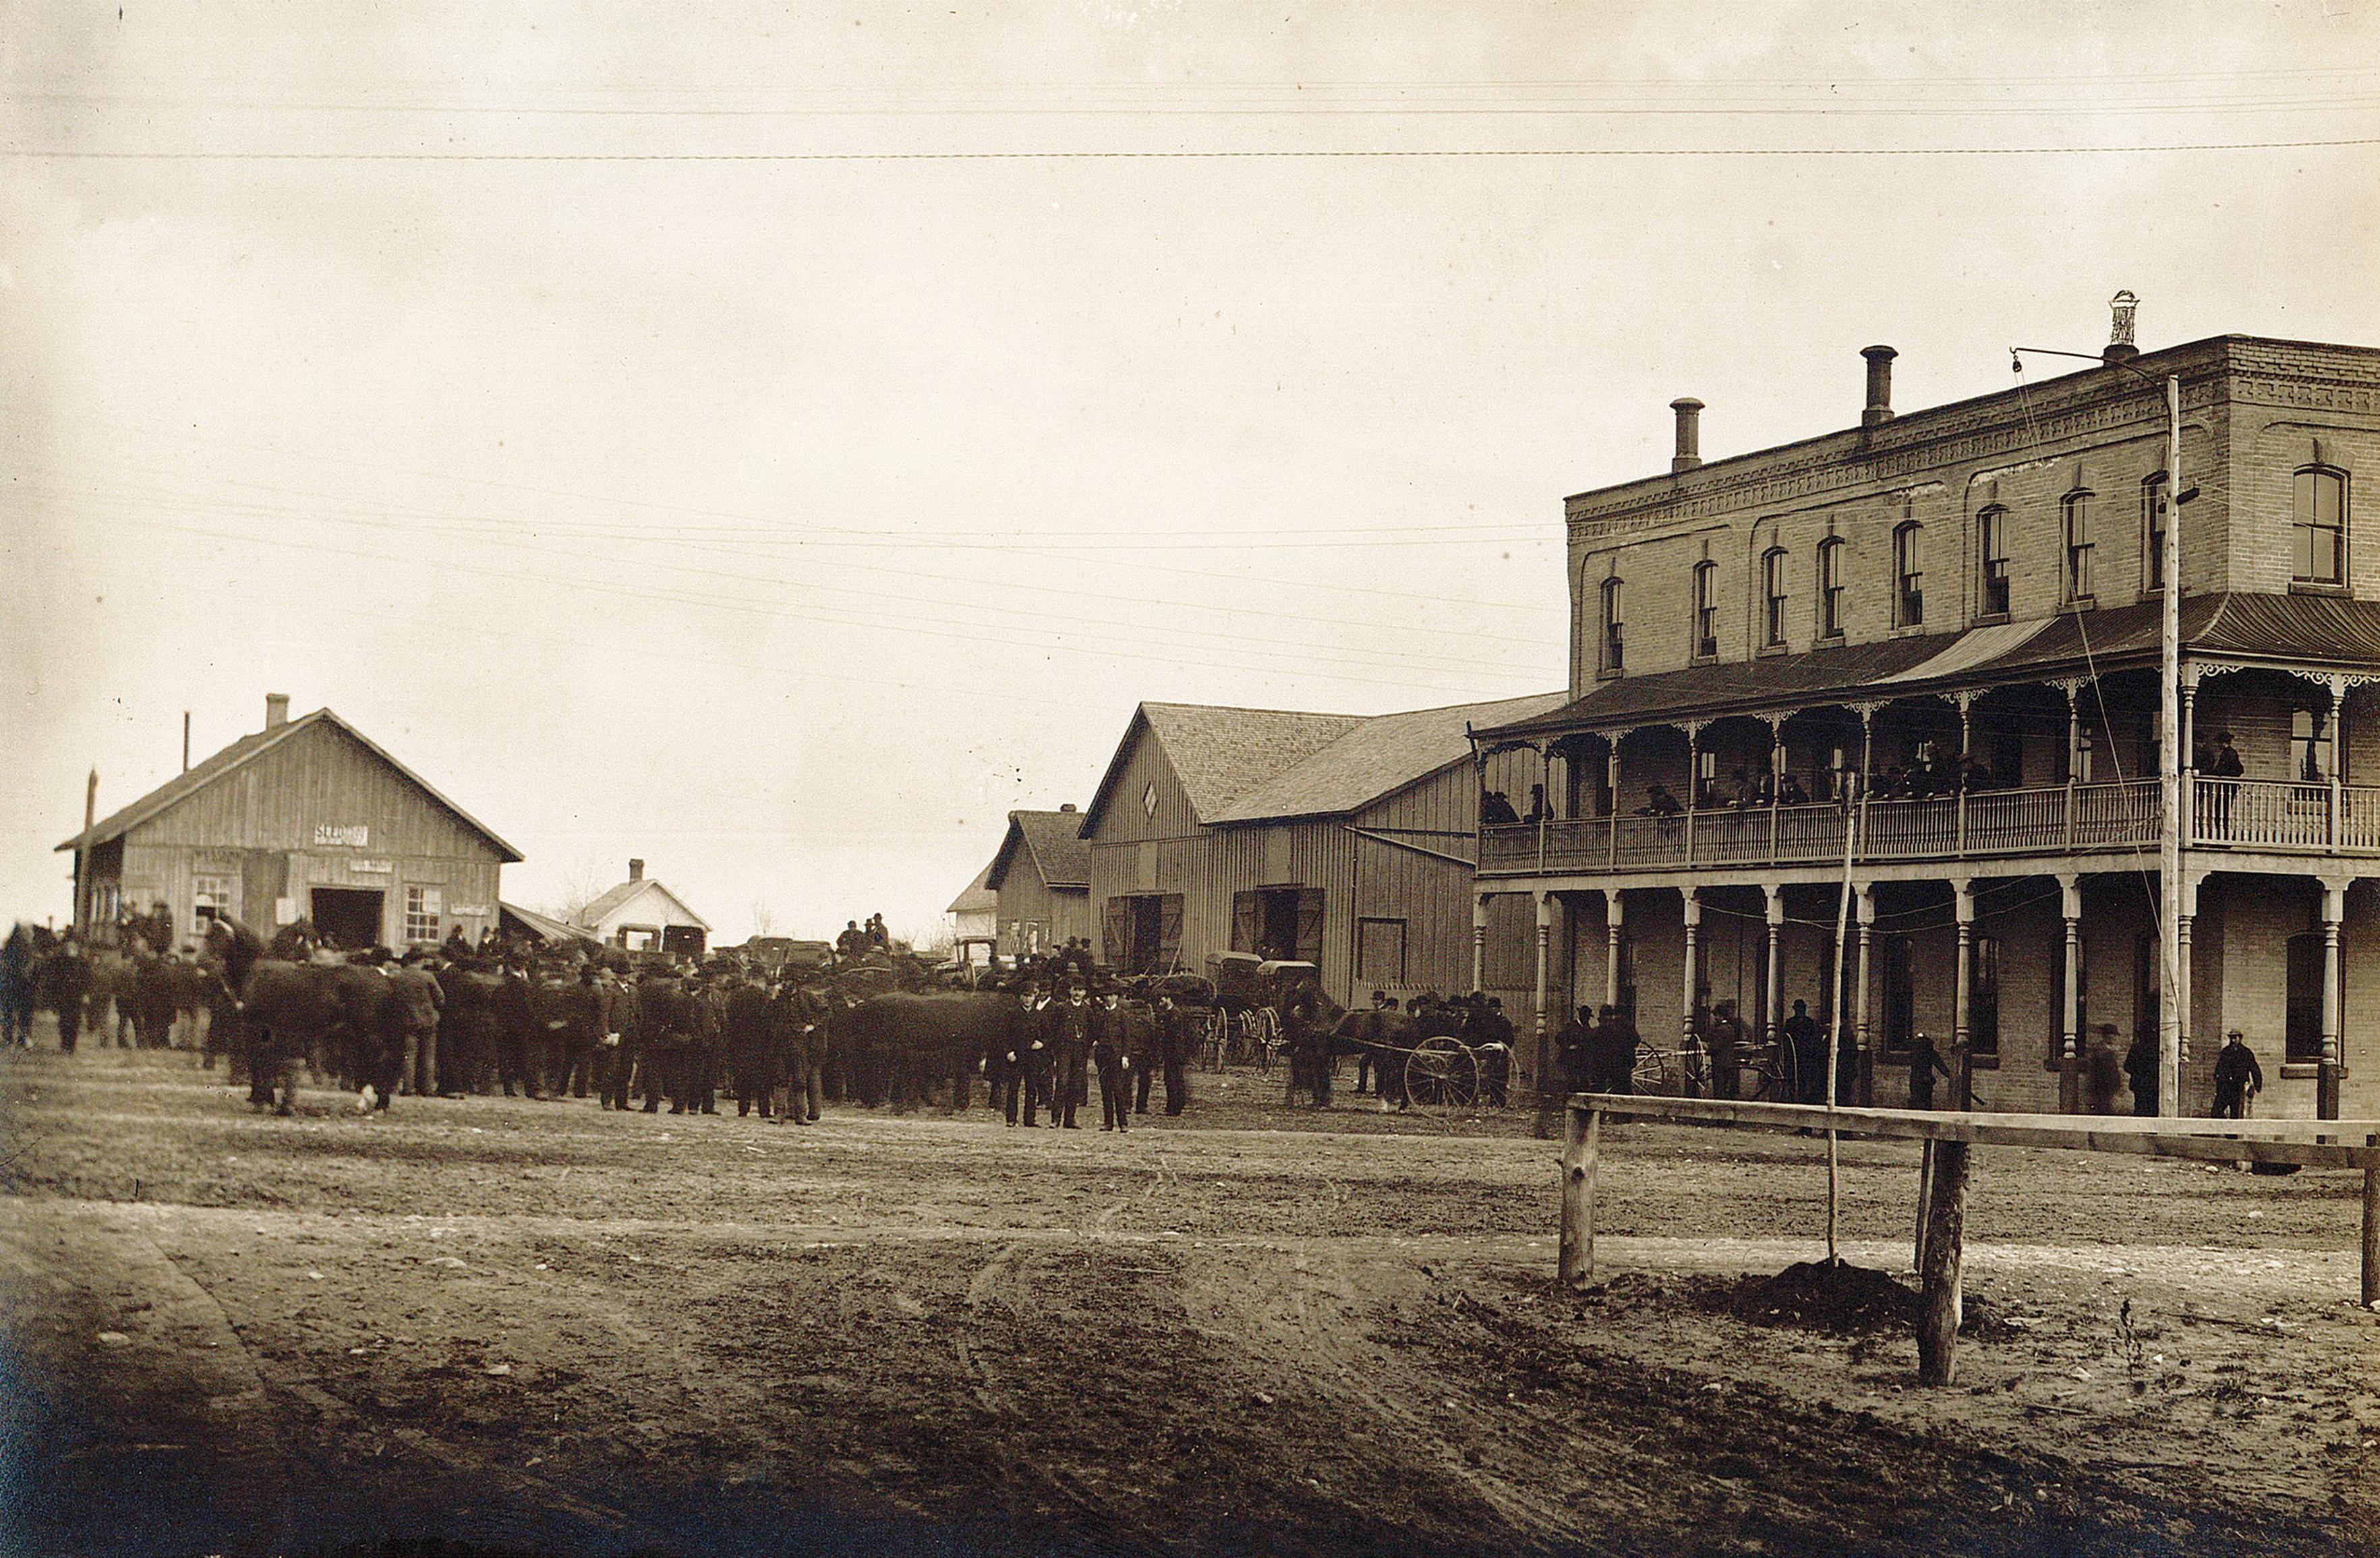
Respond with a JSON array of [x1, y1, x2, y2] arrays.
[[573, 858, 709, 960], [948, 860, 997, 942]]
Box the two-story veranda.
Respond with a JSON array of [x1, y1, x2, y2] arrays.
[[1473, 591, 2380, 1118]]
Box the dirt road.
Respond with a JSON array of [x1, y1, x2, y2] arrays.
[[2, 1048, 2374, 1557]]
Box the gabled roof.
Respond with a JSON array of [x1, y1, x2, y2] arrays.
[[1079, 703, 1368, 833], [55, 706, 522, 862], [947, 860, 997, 916], [500, 901, 598, 945], [986, 810, 1093, 892], [1475, 592, 2380, 742], [1204, 691, 1570, 824], [575, 875, 710, 932]]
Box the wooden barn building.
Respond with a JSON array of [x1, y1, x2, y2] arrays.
[[1075, 693, 1563, 1022], [984, 807, 1093, 957], [57, 694, 520, 951]]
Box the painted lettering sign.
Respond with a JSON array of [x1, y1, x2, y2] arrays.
[[314, 824, 370, 848], [351, 859, 393, 875]]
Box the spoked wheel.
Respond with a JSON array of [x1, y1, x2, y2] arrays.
[[1631, 1041, 1675, 1095], [1252, 1008, 1280, 1072], [1405, 1036, 1478, 1107], [1200, 1008, 1227, 1072]]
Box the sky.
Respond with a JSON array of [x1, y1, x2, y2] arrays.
[[5, 1, 2377, 946]]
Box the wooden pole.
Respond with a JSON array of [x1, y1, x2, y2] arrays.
[[1917, 1140, 1973, 1385], [1558, 1105, 1600, 1290], [2363, 1135, 2378, 1308], [1913, 1137, 1935, 1271]]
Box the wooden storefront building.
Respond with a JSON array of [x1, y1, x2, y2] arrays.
[[1076, 694, 1562, 1037], [58, 694, 520, 952]]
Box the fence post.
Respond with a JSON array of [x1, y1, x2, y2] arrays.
[[1558, 1105, 1600, 1290], [1916, 1139, 1972, 1385]]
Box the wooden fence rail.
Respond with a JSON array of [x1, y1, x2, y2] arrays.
[[1558, 1094, 2380, 1387]]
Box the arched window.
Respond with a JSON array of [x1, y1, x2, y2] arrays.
[[1892, 521, 1924, 628], [2062, 490, 2095, 604], [1816, 536, 1845, 639], [2294, 465, 2346, 585], [2141, 473, 2169, 594], [1600, 576, 1624, 672], [1691, 560, 1718, 658], [1761, 546, 1788, 647], [1977, 505, 2010, 617]]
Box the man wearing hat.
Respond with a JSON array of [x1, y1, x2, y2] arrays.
[[2211, 1029, 2264, 1120], [1050, 981, 1095, 1129], [1471, 993, 1513, 1107], [2207, 731, 2244, 836], [1018, 980, 1057, 1126], [1093, 989, 1132, 1132]]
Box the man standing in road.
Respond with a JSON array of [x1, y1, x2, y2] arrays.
[[1155, 993, 1191, 1116], [2211, 1029, 2264, 1120], [388, 950, 445, 1099], [1093, 991, 1132, 1132], [1781, 998, 1825, 1104], [1051, 983, 1095, 1130], [1704, 999, 1747, 1101]]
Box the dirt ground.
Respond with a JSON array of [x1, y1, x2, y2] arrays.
[[1, 1040, 2375, 1558]]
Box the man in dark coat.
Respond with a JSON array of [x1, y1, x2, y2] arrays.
[[2211, 1029, 2264, 1120], [1907, 1031, 1951, 1111], [1093, 992, 1132, 1132], [1018, 982, 1056, 1126], [1124, 989, 1162, 1114], [1781, 999, 1826, 1105], [2123, 1028, 2159, 1117], [2083, 1024, 2124, 1115], [1471, 996, 1514, 1107], [777, 983, 828, 1124], [1050, 984, 1095, 1130], [596, 966, 641, 1110], [35, 937, 92, 1055], [1592, 1004, 1639, 1097], [1155, 994, 1191, 1116], [1704, 999, 1747, 1101], [1556, 1004, 1596, 1098], [725, 973, 779, 1118], [386, 952, 445, 1097]]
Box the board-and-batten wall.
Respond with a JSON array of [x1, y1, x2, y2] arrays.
[[108, 720, 505, 950], [994, 863, 1091, 955], [1084, 718, 1547, 1054]]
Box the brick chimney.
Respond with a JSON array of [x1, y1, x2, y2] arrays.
[[1669, 397, 1704, 473], [1861, 346, 1896, 428], [628, 858, 645, 882], [264, 693, 289, 730], [2103, 289, 2140, 366]]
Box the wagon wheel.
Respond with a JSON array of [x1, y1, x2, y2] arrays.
[[1253, 1008, 1280, 1072], [1201, 1008, 1227, 1072], [1630, 1040, 1675, 1096], [1405, 1035, 1477, 1108]]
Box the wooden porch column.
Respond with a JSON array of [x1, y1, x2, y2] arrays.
[[1952, 879, 1975, 1109], [1681, 889, 1702, 1092], [1854, 884, 1876, 1107], [1470, 894, 1489, 996], [1766, 714, 1784, 857], [1955, 691, 1974, 854], [1683, 720, 1706, 865], [2061, 680, 2083, 851], [2058, 872, 2083, 1114], [2177, 870, 2199, 1075], [1604, 890, 1625, 1012], [1532, 890, 1555, 1136], [1762, 888, 1785, 1054], [2320, 877, 2347, 1121], [2179, 669, 2199, 844], [2330, 675, 2348, 850]]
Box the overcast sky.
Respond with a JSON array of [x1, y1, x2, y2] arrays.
[[5, 1, 2376, 946]]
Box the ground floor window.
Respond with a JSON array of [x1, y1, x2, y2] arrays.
[[192, 873, 239, 935], [1356, 917, 1406, 988], [2133, 935, 2162, 1061], [1105, 893, 1183, 975], [1969, 933, 2000, 1060], [404, 884, 442, 944], [1880, 935, 1913, 1058], [2286, 931, 2333, 1063]]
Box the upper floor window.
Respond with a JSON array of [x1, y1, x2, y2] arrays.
[[2294, 465, 2346, 585], [1977, 505, 2011, 617], [2141, 473, 2170, 594], [1691, 560, 1718, 658], [1892, 521, 1924, 628], [1761, 546, 1788, 647], [1816, 536, 1845, 639], [1600, 577, 1624, 672], [2291, 708, 2329, 782], [2062, 490, 2095, 603]]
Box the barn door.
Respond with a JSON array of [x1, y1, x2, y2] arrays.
[[1102, 897, 1130, 967], [1294, 888, 1325, 965], [1231, 892, 1259, 954], [1157, 894, 1184, 971]]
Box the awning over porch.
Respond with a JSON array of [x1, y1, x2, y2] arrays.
[[1478, 592, 2380, 743]]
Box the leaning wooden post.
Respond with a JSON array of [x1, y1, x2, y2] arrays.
[[1913, 1137, 1936, 1271], [2362, 1135, 2378, 1308], [1916, 1139, 1972, 1386], [1558, 1104, 1600, 1290]]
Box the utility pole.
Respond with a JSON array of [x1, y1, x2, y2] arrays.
[[76, 769, 97, 934], [2158, 371, 2184, 1118]]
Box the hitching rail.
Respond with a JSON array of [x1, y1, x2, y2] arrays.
[[1557, 1094, 2380, 1387]]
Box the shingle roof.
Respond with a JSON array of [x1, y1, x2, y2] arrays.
[[1476, 592, 2380, 741], [55, 707, 522, 863], [1204, 691, 1570, 824], [1132, 704, 1368, 819], [987, 810, 1093, 891], [500, 901, 597, 945], [575, 876, 710, 932], [946, 860, 997, 916]]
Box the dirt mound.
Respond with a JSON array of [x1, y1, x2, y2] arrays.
[[1724, 1259, 1918, 1334]]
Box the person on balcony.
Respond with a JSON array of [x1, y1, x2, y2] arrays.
[[1640, 784, 1683, 819], [1519, 783, 1549, 826], [1776, 772, 1809, 807], [1480, 789, 1521, 826], [2207, 732, 2243, 837], [1958, 753, 1993, 792], [1728, 768, 1760, 809]]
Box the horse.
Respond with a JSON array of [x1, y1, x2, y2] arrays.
[[0, 923, 54, 1047], [202, 917, 401, 1115], [1327, 1005, 1414, 1112]]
